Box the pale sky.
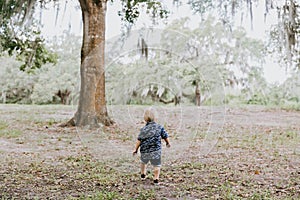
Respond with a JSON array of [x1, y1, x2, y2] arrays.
[[39, 0, 290, 84]]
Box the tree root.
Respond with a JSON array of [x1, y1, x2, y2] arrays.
[[58, 116, 115, 128], [98, 115, 115, 126], [58, 117, 76, 127]]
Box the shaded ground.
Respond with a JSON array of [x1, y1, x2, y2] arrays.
[[0, 104, 299, 199]]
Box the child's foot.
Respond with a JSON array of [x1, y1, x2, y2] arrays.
[[153, 179, 159, 185], [141, 174, 146, 180]]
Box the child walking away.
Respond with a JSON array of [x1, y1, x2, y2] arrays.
[[133, 108, 171, 185]]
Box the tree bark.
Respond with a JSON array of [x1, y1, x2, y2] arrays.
[[71, 0, 112, 127], [56, 89, 71, 105], [195, 82, 201, 106]]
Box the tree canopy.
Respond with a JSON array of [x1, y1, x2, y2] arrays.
[[188, 0, 300, 69], [0, 0, 57, 71], [1, 20, 299, 109]]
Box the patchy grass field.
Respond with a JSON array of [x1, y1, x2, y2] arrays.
[[0, 104, 299, 199]]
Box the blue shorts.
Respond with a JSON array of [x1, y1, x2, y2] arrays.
[[140, 157, 161, 167]]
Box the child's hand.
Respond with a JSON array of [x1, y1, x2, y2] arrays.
[[133, 150, 138, 155], [166, 143, 171, 148]]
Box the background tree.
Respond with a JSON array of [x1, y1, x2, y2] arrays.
[[269, 71, 300, 108], [0, 54, 37, 103], [107, 57, 185, 105], [239, 66, 269, 105], [0, 0, 169, 127], [106, 16, 265, 106], [161, 17, 265, 105], [30, 33, 81, 105], [0, 33, 81, 104], [188, 0, 300, 69]]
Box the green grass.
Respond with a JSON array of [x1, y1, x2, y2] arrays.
[[0, 121, 22, 138], [0, 121, 8, 130], [74, 191, 121, 200], [134, 189, 157, 200], [73, 189, 157, 200], [280, 102, 300, 111], [1, 105, 300, 199]]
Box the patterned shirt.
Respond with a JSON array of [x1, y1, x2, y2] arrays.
[[138, 122, 169, 158]]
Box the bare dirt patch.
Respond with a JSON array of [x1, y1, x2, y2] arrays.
[[0, 104, 299, 199]]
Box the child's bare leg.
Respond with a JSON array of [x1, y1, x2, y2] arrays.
[[153, 166, 160, 180], [141, 163, 146, 175]]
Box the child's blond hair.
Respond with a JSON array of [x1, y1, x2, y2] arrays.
[[144, 108, 155, 122]]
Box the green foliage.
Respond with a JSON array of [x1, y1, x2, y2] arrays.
[[0, 54, 37, 103], [189, 0, 300, 69], [107, 16, 267, 106], [188, 0, 213, 15], [265, 70, 300, 109], [0, 0, 25, 19], [0, 33, 80, 105], [0, 21, 57, 71], [163, 16, 265, 105], [135, 189, 156, 200], [119, 0, 169, 24], [106, 56, 187, 105], [0, 121, 8, 130], [78, 190, 121, 200], [0, 0, 57, 71], [0, 0, 170, 72], [238, 67, 269, 105], [188, 0, 243, 21], [280, 101, 300, 111], [0, 121, 22, 138], [0, 25, 57, 71], [30, 34, 80, 104]]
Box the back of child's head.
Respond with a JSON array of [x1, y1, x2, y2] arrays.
[[144, 108, 155, 122]]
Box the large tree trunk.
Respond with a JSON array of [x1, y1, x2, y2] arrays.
[[68, 0, 112, 127]]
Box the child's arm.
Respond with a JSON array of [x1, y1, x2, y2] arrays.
[[164, 138, 171, 148], [161, 127, 170, 148], [133, 140, 141, 155]]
